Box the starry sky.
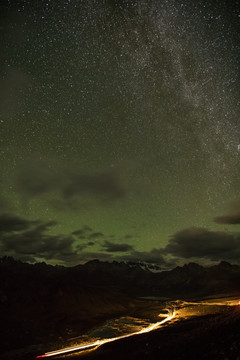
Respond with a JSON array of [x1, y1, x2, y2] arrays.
[[0, 0, 239, 268]]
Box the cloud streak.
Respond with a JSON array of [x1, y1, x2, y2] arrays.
[[0, 213, 38, 233], [163, 227, 240, 262], [214, 199, 240, 225], [0, 213, 78, 264], [102, 240, 134, 252], [62, 172, 124, 201], [15, 158, 126, 211], [214, 213, 240, 225]]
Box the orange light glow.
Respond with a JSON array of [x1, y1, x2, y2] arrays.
[[36, 309, 175, 358]]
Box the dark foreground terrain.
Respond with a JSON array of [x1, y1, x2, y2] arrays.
[[80, 303, 240, 360], [1, 257, 240, 360], [3, 299, 240, 360]]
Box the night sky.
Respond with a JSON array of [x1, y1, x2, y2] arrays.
[[0, 0, 239, 268]]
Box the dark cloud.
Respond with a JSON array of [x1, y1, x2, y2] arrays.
[[72, 226, 94, 238], [0, 213, 78, 264], [102, 240, 134, 252], [72, 229, 85, 236], [16, 158, 57, 197], [163, 227, 240, 262], [2, 232, 74, 260], [0, 213, 37, 233], [82, 225, 93, 232], [15, 158, 125, 210], [89, 232, 104, 239], [62, 172, 124, 201], [214, 213, 240, 225], [31, 220, 58, 233], [49, 198, 82, 213], [76, 243, 90, 252], [214, 200, 240, 224], [75, 240, 95, 251], [87, 241, 95, 246]]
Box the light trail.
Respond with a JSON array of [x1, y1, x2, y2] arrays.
[[36, 297, 239, 358], [36, 308, 176, 358], [180, 299, 240, 307]]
